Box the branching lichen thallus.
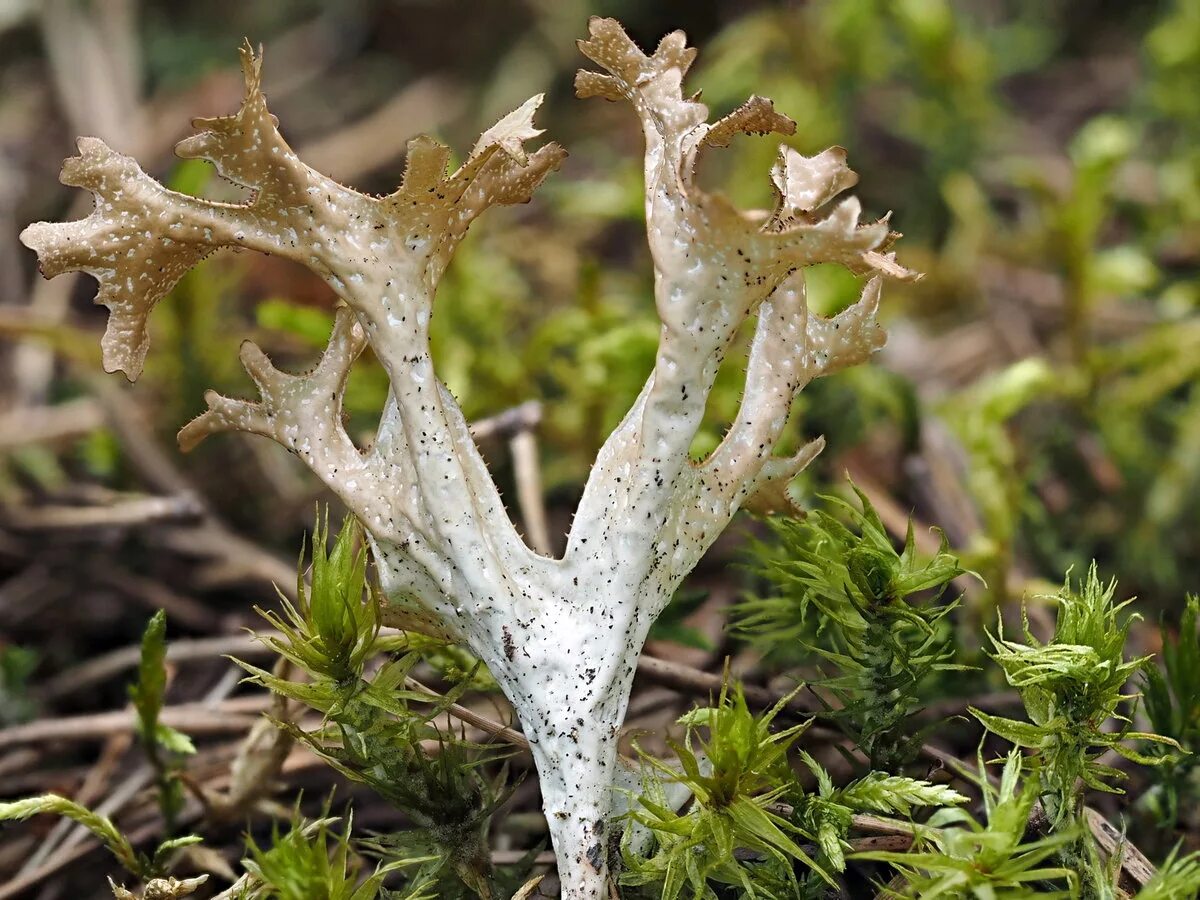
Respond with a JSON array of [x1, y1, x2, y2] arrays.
[[20, 18, 917, 898]]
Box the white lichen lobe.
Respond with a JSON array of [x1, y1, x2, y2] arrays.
[[20, 19, 916, 899]]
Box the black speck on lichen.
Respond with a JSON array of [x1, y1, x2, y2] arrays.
[[586, 841, 604, 871]]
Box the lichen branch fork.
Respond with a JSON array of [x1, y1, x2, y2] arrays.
[[20, 17, 917, 899]]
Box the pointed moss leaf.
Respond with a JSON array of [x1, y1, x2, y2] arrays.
[[970, 709, 1050, 749], [837, 773, 966, 815], [1, 795, 141, 876], [130, 610, 168, 743], [852, 751, 1079, 896], [816, 819, 845, 872], [1108, 735, 1179, 765], [981, 564, 1180, 818], [151, 834, 203, 872], [727, 797, 833, 886], [735, 480, 969, 769], [153, 722, 196, 756], [1136, 844, 1200, 900]]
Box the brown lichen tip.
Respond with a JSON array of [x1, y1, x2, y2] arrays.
[[470, 93, 547, 165], [573, 17, 910, 287], [19, 40, 564, 383], [20, 137, 214, 380], [177, 306, 366, 453], [702, 95, 797, 149]]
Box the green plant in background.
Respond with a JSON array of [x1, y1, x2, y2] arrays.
[[972, 565, 1179, 829], [855, 749, 1079, 898], [939, 1, 1198, 610], [240, 806, 403, 900], [303, 726, 517, 900], [692, 0, 1198, 615], [691, 0, 1031, 236], [646, 587, 715, 653], [1087, 319, 1200, 600], [1134, 842, 1200, 900], [129, 610, 197, 834], [940, 357, 1077, 611], [1140, 0, 1200, 285], [620, 683, 829, 899], [236, 513, 520, 899], [0, 616, 205, 895], [1027, 115, 1141, 370], [1141, 595, 1200, 835], [148, 159, 250, 425], [249, 510, 379, 689], [735, 484, 972, 770], [793, 751, 963, 874], [620, 678, 966, 898], [0, 532, 523, 900], [0, 795, 203, 893], [0, 644, 37, 726]]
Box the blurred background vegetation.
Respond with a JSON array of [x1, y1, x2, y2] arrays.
[[0, 0, 1197, 895]]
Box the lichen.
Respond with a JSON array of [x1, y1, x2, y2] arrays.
[[20, 18, 915, 899]]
